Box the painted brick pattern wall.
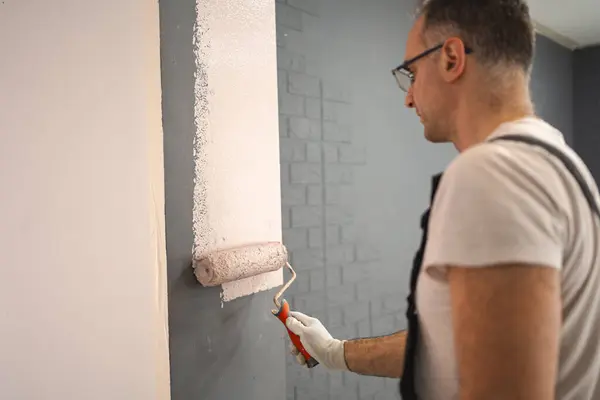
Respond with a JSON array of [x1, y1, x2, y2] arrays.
[[276, 1, 403, 399]]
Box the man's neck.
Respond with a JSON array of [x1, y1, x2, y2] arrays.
[[451, 77, 534, 152]]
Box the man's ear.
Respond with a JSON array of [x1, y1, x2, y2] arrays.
[[441, 37, 467, 82]]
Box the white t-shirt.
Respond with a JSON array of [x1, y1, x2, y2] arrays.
[[415, 117, 600, 400]]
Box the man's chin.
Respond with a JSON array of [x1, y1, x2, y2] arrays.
[[423, 128, 449, 144]]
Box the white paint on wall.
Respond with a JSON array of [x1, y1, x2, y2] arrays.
[[192, 0, 283, 301], [0, 1, 170, 399]]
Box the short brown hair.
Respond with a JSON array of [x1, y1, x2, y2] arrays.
[[419, 0, 535, 72]]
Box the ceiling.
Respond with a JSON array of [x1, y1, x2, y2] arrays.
[[527, 0, 600, 49]]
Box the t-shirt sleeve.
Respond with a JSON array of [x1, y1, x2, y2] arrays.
[[422, 143, 566, 274]]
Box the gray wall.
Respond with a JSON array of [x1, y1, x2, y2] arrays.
[[276, 1, 576, 400], [574, 45, 600, 182], [277, 1, 452, 399], [531, 34, 574, 145], [160, 0, 285, 399]]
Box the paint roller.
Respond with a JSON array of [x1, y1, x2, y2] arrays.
[[193, 242, 319, 368]]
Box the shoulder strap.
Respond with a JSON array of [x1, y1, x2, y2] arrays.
[[489, 134, 600, 218]]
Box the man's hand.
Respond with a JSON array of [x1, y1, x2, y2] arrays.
[[286, 311, 407, 377], [285, 311, 348, 371]]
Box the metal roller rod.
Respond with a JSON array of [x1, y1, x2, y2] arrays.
[[273, 262, 296, 309]]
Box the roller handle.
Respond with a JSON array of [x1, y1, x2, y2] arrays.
[[273, 299, 319, 368]]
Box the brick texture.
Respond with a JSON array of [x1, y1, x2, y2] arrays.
[[276, 1, 402, 398]]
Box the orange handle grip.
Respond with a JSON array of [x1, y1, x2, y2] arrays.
[[273, 299, 319, 368]]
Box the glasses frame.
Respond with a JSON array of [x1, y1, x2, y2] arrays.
[[391, 42, 473, 92]]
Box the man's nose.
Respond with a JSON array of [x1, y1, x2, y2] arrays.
[[404, 87, 415, 108]]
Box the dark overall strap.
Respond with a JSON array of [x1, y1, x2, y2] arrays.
[[490, 135, 600, 217], [399, 135, 598, 399], [400, 173, 443, 400]]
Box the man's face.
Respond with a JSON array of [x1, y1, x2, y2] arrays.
[[402, 17, 458, 143]]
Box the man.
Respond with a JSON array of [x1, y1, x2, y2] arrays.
[[285, 0, 600, 399]]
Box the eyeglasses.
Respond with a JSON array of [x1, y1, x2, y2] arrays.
[[391, 43, 473, 92]]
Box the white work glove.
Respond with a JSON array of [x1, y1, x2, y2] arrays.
[[285, 311, 349, 371]]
